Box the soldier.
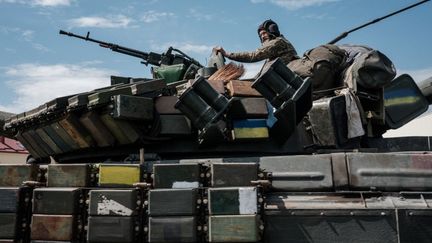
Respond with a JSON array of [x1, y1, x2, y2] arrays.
[[214, 19, 298, 66]]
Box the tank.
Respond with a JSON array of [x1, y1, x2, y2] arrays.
[[1, 19, 432, 243]]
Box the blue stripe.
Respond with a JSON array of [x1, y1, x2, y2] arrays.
[[233, 119, 267, 128]]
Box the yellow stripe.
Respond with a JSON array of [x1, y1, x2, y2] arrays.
[[385, 96, 421, 106], [99, 165, 140, 186], [233, 127, 269, 139]]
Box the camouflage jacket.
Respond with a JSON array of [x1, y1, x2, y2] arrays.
[[227, 36, 298, 65]]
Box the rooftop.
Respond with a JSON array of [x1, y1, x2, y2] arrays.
[[0, 136, 28, 154]]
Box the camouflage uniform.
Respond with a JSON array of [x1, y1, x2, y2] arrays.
[[227, 36, 298, 65]]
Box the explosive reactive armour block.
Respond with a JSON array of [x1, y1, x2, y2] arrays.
[[87, 216, 138, 243], [47, 164, 94, 187], [89, 189, 140, 216], [98, 164, 141, 187], [209, 215, 259, 242], [159, 115, 192, 136], [227, 97, 268, 119], [208, 187, 257, 215], [31, 214, 77, 241], [153, 164, 201, 189], [33, 188, 82, 215], [155, 96, 182, 114], [210, 163, 258, 187], [99, 113, 140, 145], [148, 189, 198, 216], [0, 213, 17, 239], [87, 86, 133, 107], [0, 187, 31, 213], [79, 111, 116, 147], [0, 165, 39, 187], [112, 95, 154, 120], [148, 216, 197, 243]]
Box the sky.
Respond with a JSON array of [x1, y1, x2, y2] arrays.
[[0, 0, 431, 135]]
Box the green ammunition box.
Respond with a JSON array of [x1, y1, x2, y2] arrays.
[[33, 188, 82, 215], [47, 164, 94, 187], [148, 189, 198, 216], [98, 164, 141, 187], [0, 187, 32, 213], [211, 163, 258, 187], [49, 122, 80, 151], [89, 189, 140, 216], [208, 187, 257, 215], [87, 216, 138, 243], [99, 113, 139, 145], [15, 132, 42, 159], [0, 165, 38, 187], [88, 86, 133, 107], [112, 95, 154, 120], [35, 128, 63, 154], [21, 131, 50, 157], [0, 213, 17, 238], [42, 125, 73, 153], [209, 215, 259, 242], [148, 216, 197, 242], [153, 164, 201, 189], [79, 111, 116, 147], [31, 214, 77, 241], [27, 129, 54, 155], [131, 78, 166, 95], [159, 115, 192, 136], [59, 114, 94, 149]]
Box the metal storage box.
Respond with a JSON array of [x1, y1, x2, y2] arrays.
[[148, 188, 198, 216], [208, 187, 257, 215], [148, 216, 197, 242], [153, 164, 201, 189], [89, 189, 140, 216]]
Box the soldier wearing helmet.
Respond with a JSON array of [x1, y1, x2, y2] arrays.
[[214, 19, 298, 65]]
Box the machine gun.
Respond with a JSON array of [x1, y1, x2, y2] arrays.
[[59, 30, 203, 68]]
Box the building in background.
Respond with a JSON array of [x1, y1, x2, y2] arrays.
[[0, 136, 28, 164]]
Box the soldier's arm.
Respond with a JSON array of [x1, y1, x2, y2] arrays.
[[226, 38, 286, 63]]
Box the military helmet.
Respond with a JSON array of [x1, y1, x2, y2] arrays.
[[257, 19, 280, 40]]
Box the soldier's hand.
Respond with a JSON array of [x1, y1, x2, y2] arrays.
[[213, 46, 227, 57]]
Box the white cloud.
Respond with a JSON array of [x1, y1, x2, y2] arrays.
[[398, 67, 432, 83], [141, 10, 174, 23], [31, 0, 72, 7], [68, 15, 132, 28], [188, 9, 213, 21], [0, 0, 73, 6], [0, 63, 113, 113], [251, 0, 339, 10]]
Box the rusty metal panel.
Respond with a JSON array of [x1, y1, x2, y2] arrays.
[[112, 95, 154, 120], [87, 216, 138, 243], [148, 216, 196, 243], [27, 129, 54, 155], [259, 155, 333, 191], [0, 213, 17, 238], [89, 189, 140, 216], [47, 164, 94, 187], [33, 188, 82, 215], [59, 114, 94, 149], [79, 111, 116, 147], [211, 163, 258, 187], [331, 153, 349, 190], [148, 189, 198, 216], [153, 164, 201, 189], [209, 215, 259, 242], [15, 132, 42, 159], [30, 214, 77, 241], [49, 122, 80, 151], [42, 125, 73, 153], [21, 130, 50, 158], [347, 153, 432, 191], [0, 165, 38, 187]]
